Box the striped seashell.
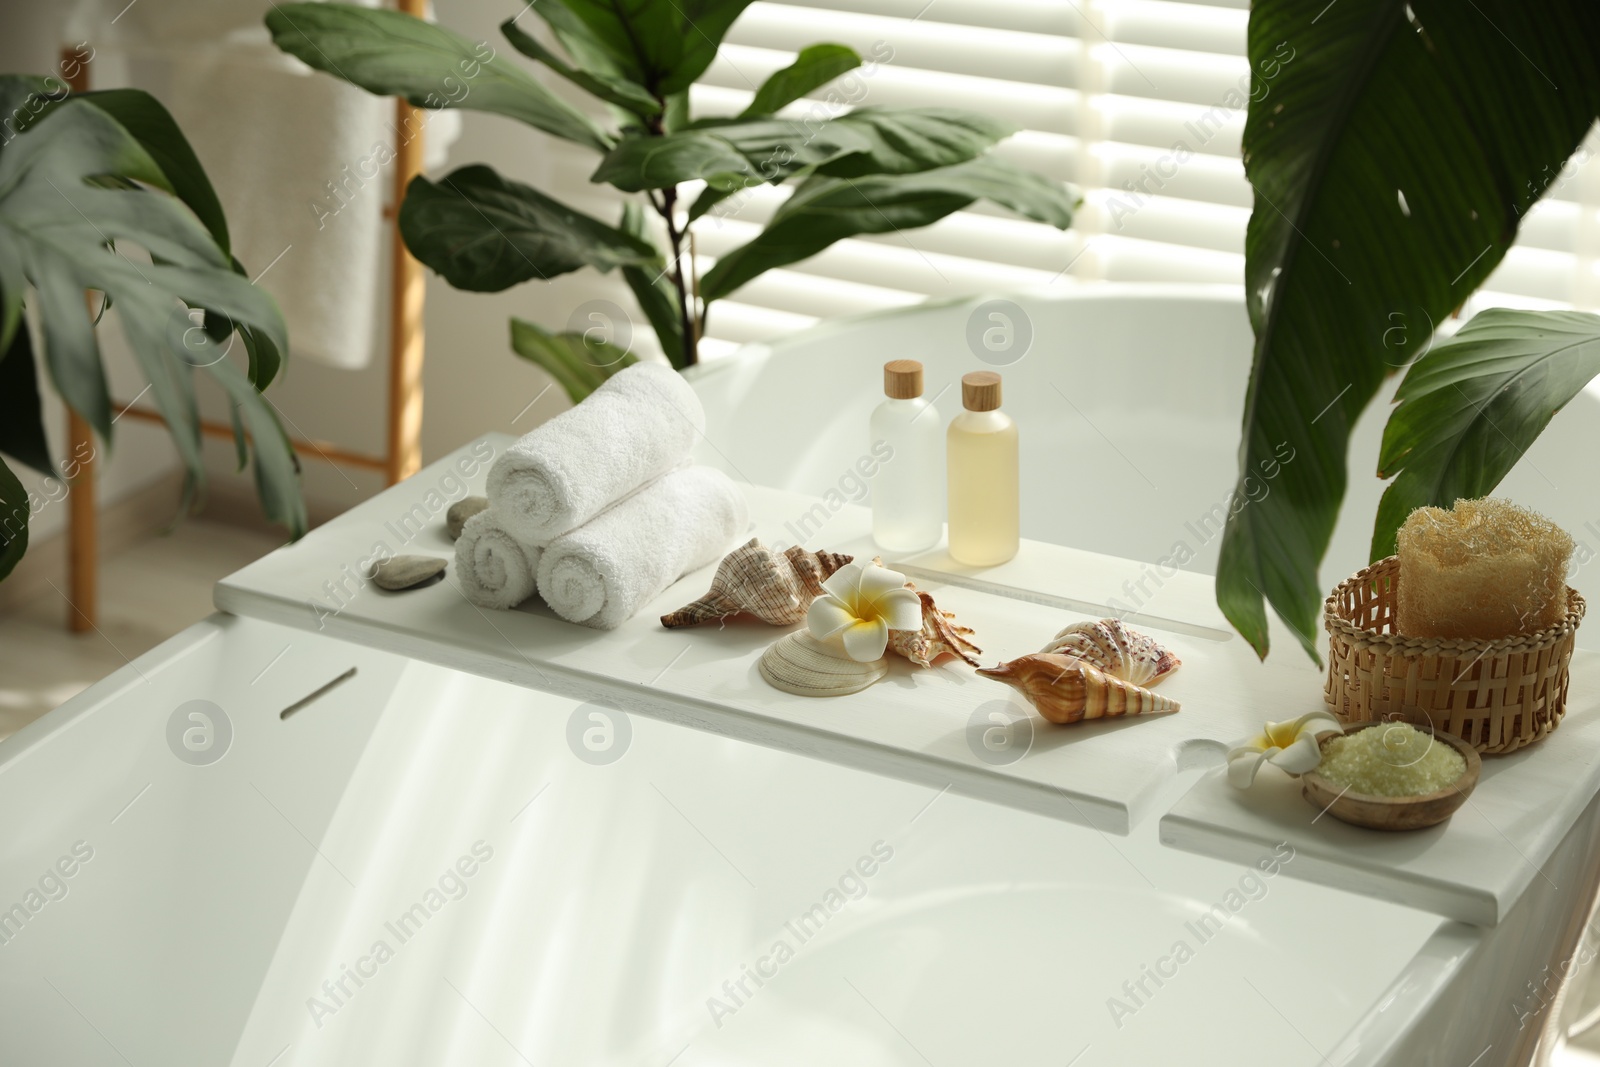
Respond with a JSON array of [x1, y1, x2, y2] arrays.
[[887, 590, 982, 668], [977, 654, 1180, 725], [1040, 619, 1180, 687], [661, 539, 852, 628]]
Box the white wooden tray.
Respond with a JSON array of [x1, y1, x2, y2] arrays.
[[215, 437, 1321, 835], [1160, 652, 1600, 926], [213, 435, 1600, 923]]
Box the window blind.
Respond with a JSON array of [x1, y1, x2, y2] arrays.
[[537, 0, 1600, 359]]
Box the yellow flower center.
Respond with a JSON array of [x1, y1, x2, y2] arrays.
[[1263, 721, 1301, 750], [851, 596, 880, 624]]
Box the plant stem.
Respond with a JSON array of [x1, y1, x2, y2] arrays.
[[659, 184, 698, 367]]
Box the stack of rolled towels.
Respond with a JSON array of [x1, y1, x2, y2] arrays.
[[456, 363, 748, 628]]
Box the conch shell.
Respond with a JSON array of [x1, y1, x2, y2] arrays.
[[977, 654, 1180, 724], [662, 539, 852, 628], [887, 590, 981, 667], [1040, 619, 1180, 687]]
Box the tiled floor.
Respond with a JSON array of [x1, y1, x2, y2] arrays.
[[0, 520, 284, 741]]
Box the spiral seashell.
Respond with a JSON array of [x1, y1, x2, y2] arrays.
[[1040, 619, 1180, 687], [661, 539, 853, 628], [887, 590, 982, 668], [758, 631, 888, 697], [977, 654, 1180, 725]]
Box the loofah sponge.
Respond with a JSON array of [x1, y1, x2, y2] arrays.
[[1395, 498, 1573, 640]]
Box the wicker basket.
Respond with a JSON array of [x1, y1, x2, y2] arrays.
[[1324, 556, 1586, 755]]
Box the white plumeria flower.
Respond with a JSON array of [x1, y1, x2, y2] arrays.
[[1226, 712, 1344, 789], [806, 561, 923, 662]]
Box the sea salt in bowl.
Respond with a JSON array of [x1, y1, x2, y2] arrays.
[[1301, 721, 1482, 831]]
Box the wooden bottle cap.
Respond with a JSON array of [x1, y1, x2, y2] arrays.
[[962, 371, 1002, 411], [884, 359, 923, 399]]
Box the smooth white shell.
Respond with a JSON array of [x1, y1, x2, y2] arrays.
[[758, 631, 888, 697]]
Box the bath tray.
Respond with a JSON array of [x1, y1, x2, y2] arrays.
[[215, 436, 1324, 837], [1160, 654, 1600, 926]]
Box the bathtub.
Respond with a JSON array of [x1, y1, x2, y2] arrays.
[[0, 614, 1532, 1066], [3, 288, 1597, 1066]]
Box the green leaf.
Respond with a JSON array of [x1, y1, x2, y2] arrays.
[[510, 316, 639, 404], [700, 157, 1079, 302], [499, 18, 660, 118], [18, 84, 235, 254], [818, 107, 1015, 178], [399, 165, 660, 292], [687, 184, 735, 223], [660, 0, 760, 93], [618, 201, 686, 368], [0, 454, 28, 584], [0, 90, 303, 537], [0, 76, 51, 139], [207, 353, 307, 535], [740, 44, 861, 117], [548, 0, 757, 95], [266, 3, 611, 151], [76, 89, 231, 254], [0, 315, 54, 475], [661, 90, 690, 133], [591, 116, 873, 192], [594, 106, 1014, 193], [1369, 308, 1600, 559], [1215, 0, 1600, 661], [524, 1, 630, 83]]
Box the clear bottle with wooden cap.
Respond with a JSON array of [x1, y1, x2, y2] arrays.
[[947, 370, 1018, 565], [870, 359, 944, 553]]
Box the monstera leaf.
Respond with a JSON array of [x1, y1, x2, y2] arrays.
[[0, 456, 27, 584], [0, 315, 52, 476], [0, 78, 304, 562], [1216, 0, 1600, 660]]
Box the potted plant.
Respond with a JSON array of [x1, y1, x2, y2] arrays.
[[0, 75, 304, 585], [265, 1, 1080, 401], [1215, 0, 1600, 659]]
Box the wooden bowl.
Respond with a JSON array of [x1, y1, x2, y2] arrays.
[[1300, 721, 1482, 831]]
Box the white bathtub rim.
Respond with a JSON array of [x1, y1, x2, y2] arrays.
[[681, 281, 1249, 386]]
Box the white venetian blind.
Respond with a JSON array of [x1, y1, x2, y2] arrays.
[[1464, 126, 1600, 317], [680, 0, 1259, 357], [536, 0, 1600, 358]]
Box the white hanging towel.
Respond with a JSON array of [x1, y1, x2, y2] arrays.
[[105, 1, 461, 370]]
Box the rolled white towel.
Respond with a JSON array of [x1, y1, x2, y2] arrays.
[[455, 510, 543, 610], [488, 362, 705, 542], [538, 467, 749, 629]]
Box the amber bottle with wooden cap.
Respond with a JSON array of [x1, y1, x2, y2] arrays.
[[871, 359, 944, 553], [947, 370, 1018, 565]]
